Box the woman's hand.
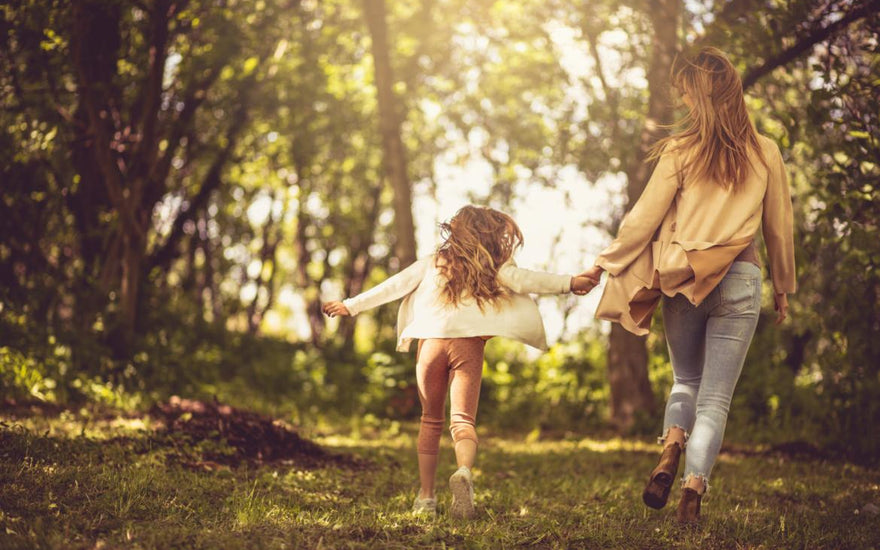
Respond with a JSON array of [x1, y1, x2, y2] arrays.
[[773, 293, 788, 325], [570, 275, 598, 295], [322, 301, 351, 318], [579, 265, 604, 282]]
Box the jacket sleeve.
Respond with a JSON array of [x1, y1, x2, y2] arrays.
[[497, 261, 572, 295], [342, 257, 431, 315], [594, 151, 680, 276], [762, 144, 797, 294]]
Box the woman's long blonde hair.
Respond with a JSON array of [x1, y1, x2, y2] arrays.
[[651, 47, 766, 190], [435, 205, 523, 310]]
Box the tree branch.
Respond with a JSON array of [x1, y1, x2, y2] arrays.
[[147, 63, 224, 204], [147, 91, 252, 272], [71, 1, 143, 238], [583, 26, 620, 145], [742, 0, 880, 89], [129, 0, 173, 198]]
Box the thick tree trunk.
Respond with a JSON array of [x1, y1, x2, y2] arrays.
[[607, 326, 654, 428], [606, 0, 679, 430], [363, 0, 417, 266], [70, 1, 175, 351]]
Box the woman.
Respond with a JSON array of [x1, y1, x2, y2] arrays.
[[581, 48, 796, 523]]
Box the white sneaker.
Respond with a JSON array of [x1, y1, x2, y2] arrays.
[[448, 466, 475, 519], [412, 496, 437, 517]]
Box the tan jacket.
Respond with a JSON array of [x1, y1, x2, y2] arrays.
[[343, 255, 573, 351], [595, 135, 797, 335]]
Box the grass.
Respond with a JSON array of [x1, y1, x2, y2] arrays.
[[1, 410, 879, 549]]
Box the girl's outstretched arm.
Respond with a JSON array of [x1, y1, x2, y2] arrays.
[[497, 262, 574, 295], [329, 257, 432, 316]]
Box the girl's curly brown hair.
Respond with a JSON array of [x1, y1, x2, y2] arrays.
[[435, 205, 524, 310]]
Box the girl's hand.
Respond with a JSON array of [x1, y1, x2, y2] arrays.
[[773, 293, 788, 325], [322, 301, 351, 318], [570, 275, 598, 295]]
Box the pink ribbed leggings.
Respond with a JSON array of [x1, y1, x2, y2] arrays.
[[416, 337, 486, 456]]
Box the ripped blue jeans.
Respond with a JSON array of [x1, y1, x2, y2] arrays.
[[661, 261, 762, 490]]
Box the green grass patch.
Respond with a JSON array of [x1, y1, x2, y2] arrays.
[[1, 412, 878, 549]]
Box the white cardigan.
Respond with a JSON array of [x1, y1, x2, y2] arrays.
[[343, 255, 573, 351]]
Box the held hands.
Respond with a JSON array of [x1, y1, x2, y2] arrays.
[[570, 265, 604, 296], [322, 301, 351, 318], [570, 275, 597, 295], [570, 266, 603, 296]]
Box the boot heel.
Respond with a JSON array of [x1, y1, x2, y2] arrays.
[[676, 487, 702, 523], [642, 443, 682, 510]]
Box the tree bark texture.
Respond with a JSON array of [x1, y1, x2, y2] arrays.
[[363, 0, 417, 266], [70, 0, 147, 351], [607, 326, 653, 429]]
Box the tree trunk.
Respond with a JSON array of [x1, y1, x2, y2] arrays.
[[70, 0, 175, 352], [119, 229, 147, 349], [606, 0, 679, 430], [607, 326, 654, 429], [363, 0, 416, 266]]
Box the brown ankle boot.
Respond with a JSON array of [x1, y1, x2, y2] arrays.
[[642, 442, 682, 509], [676, 487, 702, 523]]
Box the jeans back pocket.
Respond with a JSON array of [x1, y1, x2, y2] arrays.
[[719, 273, 760, 315]]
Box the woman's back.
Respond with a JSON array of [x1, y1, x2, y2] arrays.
[[671, 134, 781, 247]]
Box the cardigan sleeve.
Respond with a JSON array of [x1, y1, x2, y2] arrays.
[[342, 257, 431, 316], [762, 144, 797, 294], [595, 150, 680, 276], [497, 261, 572, 295]]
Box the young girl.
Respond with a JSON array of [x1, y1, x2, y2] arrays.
[[323, 205, 597, 519]]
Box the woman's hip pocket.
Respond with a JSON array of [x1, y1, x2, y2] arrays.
[[718, 267, 761, 315]]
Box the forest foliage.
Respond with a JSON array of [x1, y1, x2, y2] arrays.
[[1, 0, 879, 461]]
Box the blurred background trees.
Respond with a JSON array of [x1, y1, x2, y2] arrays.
[[1, 0, 878, 461]]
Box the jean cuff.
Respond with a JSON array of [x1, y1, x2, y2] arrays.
[[657, 425, 690, 447], [682, 473, 709, 494]]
